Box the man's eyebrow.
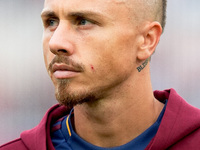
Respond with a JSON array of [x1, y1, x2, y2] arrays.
[[67, 11, 103, 18], [41, 10, 57, 18], [41, 9, 109, 22]]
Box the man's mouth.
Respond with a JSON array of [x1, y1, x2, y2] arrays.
[[52, 63, 81, 79]]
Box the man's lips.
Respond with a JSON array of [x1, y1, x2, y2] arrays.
[[52, 63, 81, 79]]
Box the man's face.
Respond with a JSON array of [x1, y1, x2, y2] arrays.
[[42, 0, 141, 107]]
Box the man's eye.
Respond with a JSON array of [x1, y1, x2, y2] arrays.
[[43, 18, 59, 29], [48, 19, 58, 27], [76, 17, 93, 26], [49, 20, 55, 26], [79, 19, 90, 25]]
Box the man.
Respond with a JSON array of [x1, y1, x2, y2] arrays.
[[1, 0, 200, 149]]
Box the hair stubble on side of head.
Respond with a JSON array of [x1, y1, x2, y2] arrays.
[[153, 0, 167, 33], [158, 0, 167, 32], [132, 0, 167, 33]]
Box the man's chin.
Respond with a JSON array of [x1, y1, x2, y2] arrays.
[[55, 91, 97, 108], [54, 79, 106, 107]]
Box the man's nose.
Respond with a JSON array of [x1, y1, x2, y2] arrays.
[[49, 23, 74, 56]]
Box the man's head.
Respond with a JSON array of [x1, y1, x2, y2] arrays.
[[41, 0, 167, 107]]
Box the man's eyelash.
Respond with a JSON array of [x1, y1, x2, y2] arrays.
[[43, 18, 58, 27], [74, 16, 98, 25], [42, 16, 100, 28]]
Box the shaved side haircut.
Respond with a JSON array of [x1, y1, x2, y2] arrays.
[[151, 0, 167, 31], [130, 0, 167, 32], [144, 0, 167, 31], [159, 0, 167, 31]]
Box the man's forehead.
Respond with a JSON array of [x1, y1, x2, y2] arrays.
[[44, 0, 128, 3], [42, 0, 135, 15], [44, 0, 157, 5], [42, 0, 156, 13], [42, 0, 160, 26], [43, 0, 133, 7]]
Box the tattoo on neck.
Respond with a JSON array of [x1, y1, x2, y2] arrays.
[[137, 59, 149, 72]]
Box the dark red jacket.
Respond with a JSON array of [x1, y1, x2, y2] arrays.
[[1, 89, 200, 150]]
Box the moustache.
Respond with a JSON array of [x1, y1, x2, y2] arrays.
[[48, 56, 85, 73]]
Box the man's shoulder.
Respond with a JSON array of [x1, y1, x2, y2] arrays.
[[169, 127, 200, 149], [150, 89, 200, 149], [0, 138, 28, 150]]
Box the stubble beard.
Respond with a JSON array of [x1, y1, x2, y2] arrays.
[[55, 79, 102, 108]]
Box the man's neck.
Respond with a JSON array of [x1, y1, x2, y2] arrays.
[[73, 93, 164, 147], [72, 69, 164, 148]]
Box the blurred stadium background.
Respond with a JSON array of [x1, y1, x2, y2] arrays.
[[0, 0, 200, 145]]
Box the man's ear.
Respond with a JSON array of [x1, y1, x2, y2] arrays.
[[137, 22, 162, 61]]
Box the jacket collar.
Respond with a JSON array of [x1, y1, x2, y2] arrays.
[[146, 88, 200, 149], [20, 104, 71, 150]]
